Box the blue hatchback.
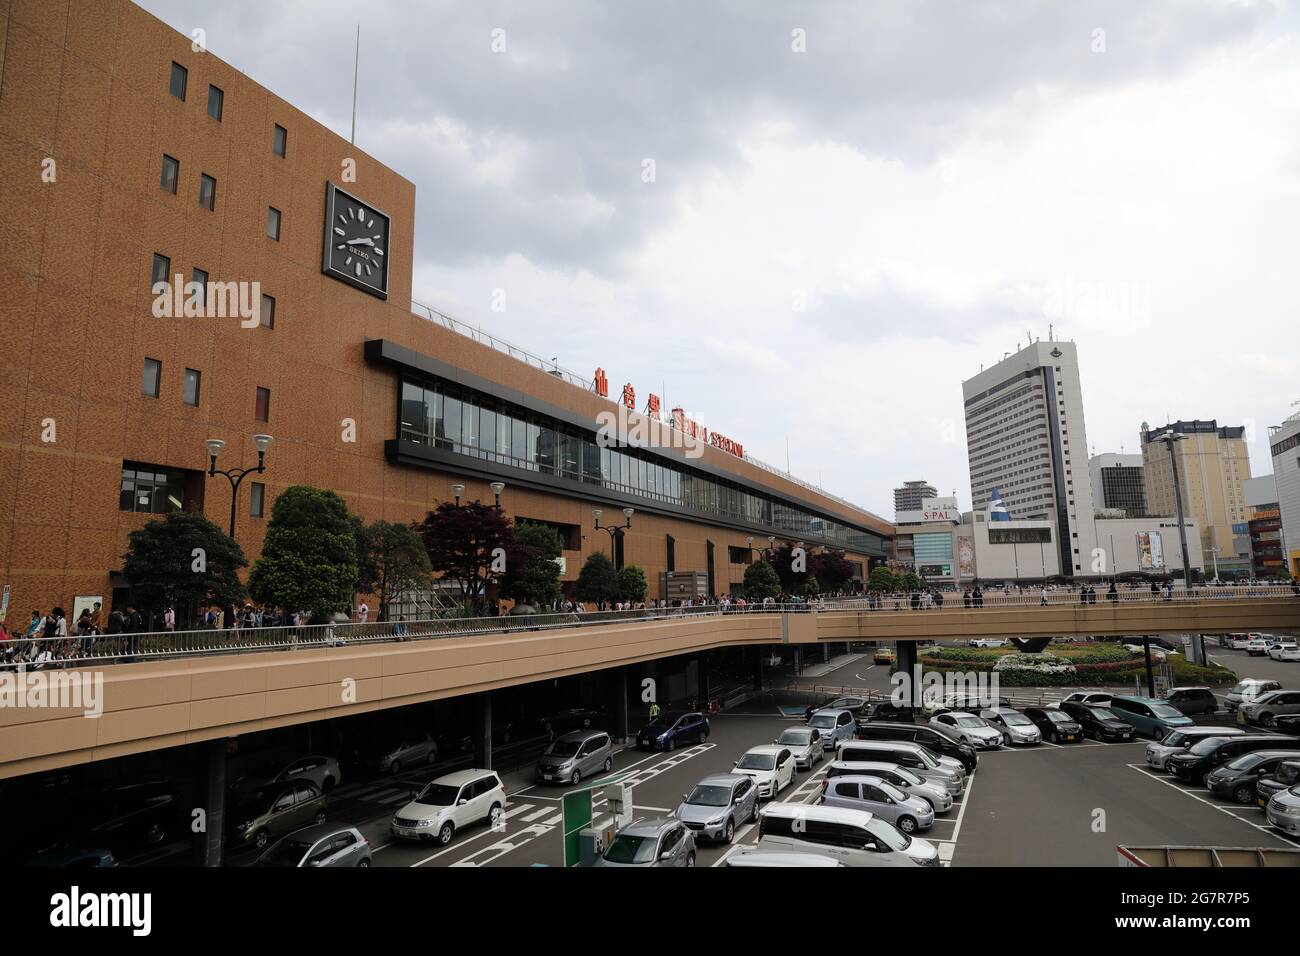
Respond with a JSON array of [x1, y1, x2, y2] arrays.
[[1107, 695, 1194, 739], [636, 711, 710, 751]]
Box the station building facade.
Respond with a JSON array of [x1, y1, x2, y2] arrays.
[[0, 0, 891, 620]]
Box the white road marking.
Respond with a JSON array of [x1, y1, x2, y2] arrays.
[[521, 807, 553, 823], [1125, 764, 1300, 849]]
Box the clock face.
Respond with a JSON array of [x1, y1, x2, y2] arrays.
[[322, 182, 390, 298]]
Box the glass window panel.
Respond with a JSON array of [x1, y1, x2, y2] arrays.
[[480, 408, 496, 459], [442, 395, 461, 447], [169, 62, 187, 100], [511, 416, 527, 463], [429, 389, 443, 446], [183, 368, 200, 406], [583, 441, 601, 484], [537, 427, 555, 473], [401, 381, 426, 443], [527, 422, 540, 469], [610, 451, 621, 486], [601, 447, 611, 486], [462, 400, 478, 450], [496, 413, 511, 459], [119, 470, 135, 511], [250, 482, 265, 517], [143, 358, 161, 398], [273, 124, 287, 157]]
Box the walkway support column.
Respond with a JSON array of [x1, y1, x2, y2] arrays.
[[473, 692, 493, 769], [612, 666, 630, 744], [201, 738, 227, 868], [896, 641, 918, 709], [697, 653, 710, 710], [753, 646, 764, 692]]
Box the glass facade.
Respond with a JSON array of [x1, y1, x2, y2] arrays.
[[397, 375, 885, 554]]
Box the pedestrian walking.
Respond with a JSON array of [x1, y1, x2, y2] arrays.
[[1040, 587, 1048, 607]]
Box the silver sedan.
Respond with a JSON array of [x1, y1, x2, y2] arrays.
[[980, 708, 1042, 745], [774, 726, 823, 769]]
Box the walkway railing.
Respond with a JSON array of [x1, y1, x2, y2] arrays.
[[825, 584, 1298, 613]]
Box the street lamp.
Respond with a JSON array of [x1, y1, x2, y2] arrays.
[[1207, 546, 1221, 582], [1153, 430, 1193, 588], [489, 481, 505, 509], [450, 483, 465, 506], [594, 507, 634, 563], [205, 434, 272, 538]]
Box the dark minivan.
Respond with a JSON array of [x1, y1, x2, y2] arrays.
[[1023, 707, 1084, 744], [1163, 686, 1218, 716], [1166, 735, 1300, 785], [856, 722, 978, 773]]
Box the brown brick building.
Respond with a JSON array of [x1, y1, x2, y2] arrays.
[[0, 0, 891, 623]]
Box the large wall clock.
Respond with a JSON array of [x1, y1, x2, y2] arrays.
[[322, 181, 390, 299]]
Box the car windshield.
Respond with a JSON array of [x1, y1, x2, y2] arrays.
[[1225, 753, 1267, 771], [604, 834, 656, 864], [686, 785, 731, 807], [1089, 708, 1120, 721], [1045, 711, 1072, 723], [865, 816, 910, 851], [778, 730, 811, 746], [878, 781, 908, 802], [913, 749, 940, 768], [413, 783, 459, 806], [892, 768, 923, 785], [1230, 682, 1259, 695], [1001, 713, 1032, 726], [1278, 764, 1300, 784], [952, 716, 984, 728], [1161, 731, 1196, 746], [809, 715, 836, 729], [1148, 704, 1184, 719], [259, 838, 312, 866], [546, 740, 582, 757], [1188, 738, 1230, 756], [649, 713, 684, 730], [737, 752, 776, 771]]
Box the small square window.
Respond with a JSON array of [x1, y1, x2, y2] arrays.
[[207, 84, 223, 121], [273, 124, 287, 157], [143, 358, 161, 398], [250, 482, 265, 518], [191, 267, 208, 310], [267, 207, 281, 241], [259, 294, 275, 329], [183, 368, 201, 406], [255, 387, 271, 422], [160, 154, 179, 194], [199, 173, 216, 211], [151, 253, 171, 288], [169, 62, 187, 100]]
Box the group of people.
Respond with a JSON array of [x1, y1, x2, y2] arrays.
[[0, 603, 155, 668]]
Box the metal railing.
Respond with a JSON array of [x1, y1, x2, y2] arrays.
[[825, 583, 1298, 613]]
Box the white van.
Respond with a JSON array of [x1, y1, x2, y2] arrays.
[[756, 803, 939, 867]]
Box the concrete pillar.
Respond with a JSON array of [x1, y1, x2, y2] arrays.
[[753, 646, 764, 692], [896, 642, 918, 709], [201, 738, 227, 867], [473, 692, 493, 769], [611, 667, 630, 744], [794, 647, 802, 677], [822, 643, 830, 663], [697, 653, 710, 708]]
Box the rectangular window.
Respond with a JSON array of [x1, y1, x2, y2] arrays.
[[266, 206, 281, 240], [169, 62, 187, 100], [191, 267, 208, 309], [461, 401, 478, 451], [442, 395, 462, 448], [480, 408, 497, 461], [121, 462, 189, 514], [142, 358, 161, 398], [151, 253, 170, 288], [255, 386, 270, 422], [511, 416, 527, 463], [250, 482, 265, 518], [207, 84, 223, 121], [199, 173, 216, 211], [160, 154, 179, 194], [273, 124, 287, 157], [183, 368, 201, 406], [259, 294, 275, 329], [400, 381, 428, 443]]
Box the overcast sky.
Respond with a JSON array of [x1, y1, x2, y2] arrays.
[[141, 0, 1300, 519]]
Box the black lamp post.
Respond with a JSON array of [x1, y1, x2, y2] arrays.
[[205, 434, 273, 538], [594, 507, 634, 563]]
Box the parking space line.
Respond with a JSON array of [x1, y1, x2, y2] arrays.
[[1125, 764, 1300, 850]]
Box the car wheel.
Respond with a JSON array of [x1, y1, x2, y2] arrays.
[[438, 822, 454, 845], [685, 852, 696, 868], [571, 769, 582, 785], [390, 760, 401, 775], [583, 717, 591, 727], [313, 809, 327, 825], [254, 830, 269, 850], [487, 802, 503, 828], [898, 816, 918, 834], [723, 819, 735, 844], [1262, 713, 1276, 728], [427, 749, 437, 765], [358, 858, 371, 868], [145, 823, 166, 845], [1233, 785, 1254, 804], [666, 738, 676, 752], [603, 757, 612, 773]]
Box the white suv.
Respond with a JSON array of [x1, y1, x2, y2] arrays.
[[391, 769, 506, 845]]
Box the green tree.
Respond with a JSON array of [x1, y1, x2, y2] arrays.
[[899, 570, 924, 592], [799, 574, 822, 597], [415, 501, 518, 611], [868, 566, 899, 593], [122, 512, 248, 626], [355, 519, 433, 617], [248, 486, 358, 621], [616, 564, 649, 604], [575, 552, 619, 608], [743, 559, 782, 601], [500, 521, 564, 608]]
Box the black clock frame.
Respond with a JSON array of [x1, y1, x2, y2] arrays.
[[321, 181, 390, 299]]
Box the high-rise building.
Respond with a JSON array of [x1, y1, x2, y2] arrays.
[[1241, 474, 1283, 579], [1268, 411, 1300, 578], [962, 341, 1097, 578], [1088, 453, 1147, 517], [1141, 420, 1251, 575], [894, 480, 938, 517]]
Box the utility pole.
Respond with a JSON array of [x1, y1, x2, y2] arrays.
[[350, 23, 360, 144]]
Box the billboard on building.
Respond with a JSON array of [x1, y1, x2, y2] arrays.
[[958, 537, 975, 578], [1136, 531, 1165, 570]]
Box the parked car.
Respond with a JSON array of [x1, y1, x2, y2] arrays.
[[932, 692, 1011, 715], [863, 700, 918, 723], [1225, 679, 1283, 712], [1145, 726, 1245, 772], [1167, 735, 1300, 785], [930, 712, 1003, 750], [1238, 690, 1300, 728], [733, 746, 797, 799], [1279, 715, 1300, 734], [856, 722, 979, 773], [836, 740, 965, 793], [1270, 643, 1300, 662], [1058, 702, 1136, 742], [636, 711, 709, 751], [536, 707, 608, 739], [723, 850, 844, 867], [674, 773, 758, 843], [1023, 706, 1084, 744], [775, 726, 823, 769], [231, 755, 341, 801], [1265, 784, 1300, 835], [535, 730, 613, 785], [390, 769, 506, 845], [969, 638, 1007, 648], [1256, 759, 1300, 807], [819, 774, 935, 833], [77, 781, 181, 856], [1106, 695, 1194, 739], [823, 760, 954, 813], [230, 781, 328, 851], [1060, 691, 1114, 707], [803, 696, 871, 723], [979, 707, 1042, 745], [596, 817, 695, 867], [1206, 751, 1300, 805], [808, 708, 858, 750], [873, 646, 897, 665], [375, 731, 438, 774], [1162, 686, 1218, 716], [1245, 638, 1271, 657], [26, 846, 117, 867], [1228, 635, 1253, 650], [757, 803, 940, 867], [255, 823, 371, 867]]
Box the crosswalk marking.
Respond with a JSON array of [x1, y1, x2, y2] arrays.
[[522, 807, 553, 822]]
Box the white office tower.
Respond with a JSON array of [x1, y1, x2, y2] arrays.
[[962, 340, 1098, 578], [1268, 410, 1300, 579]]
